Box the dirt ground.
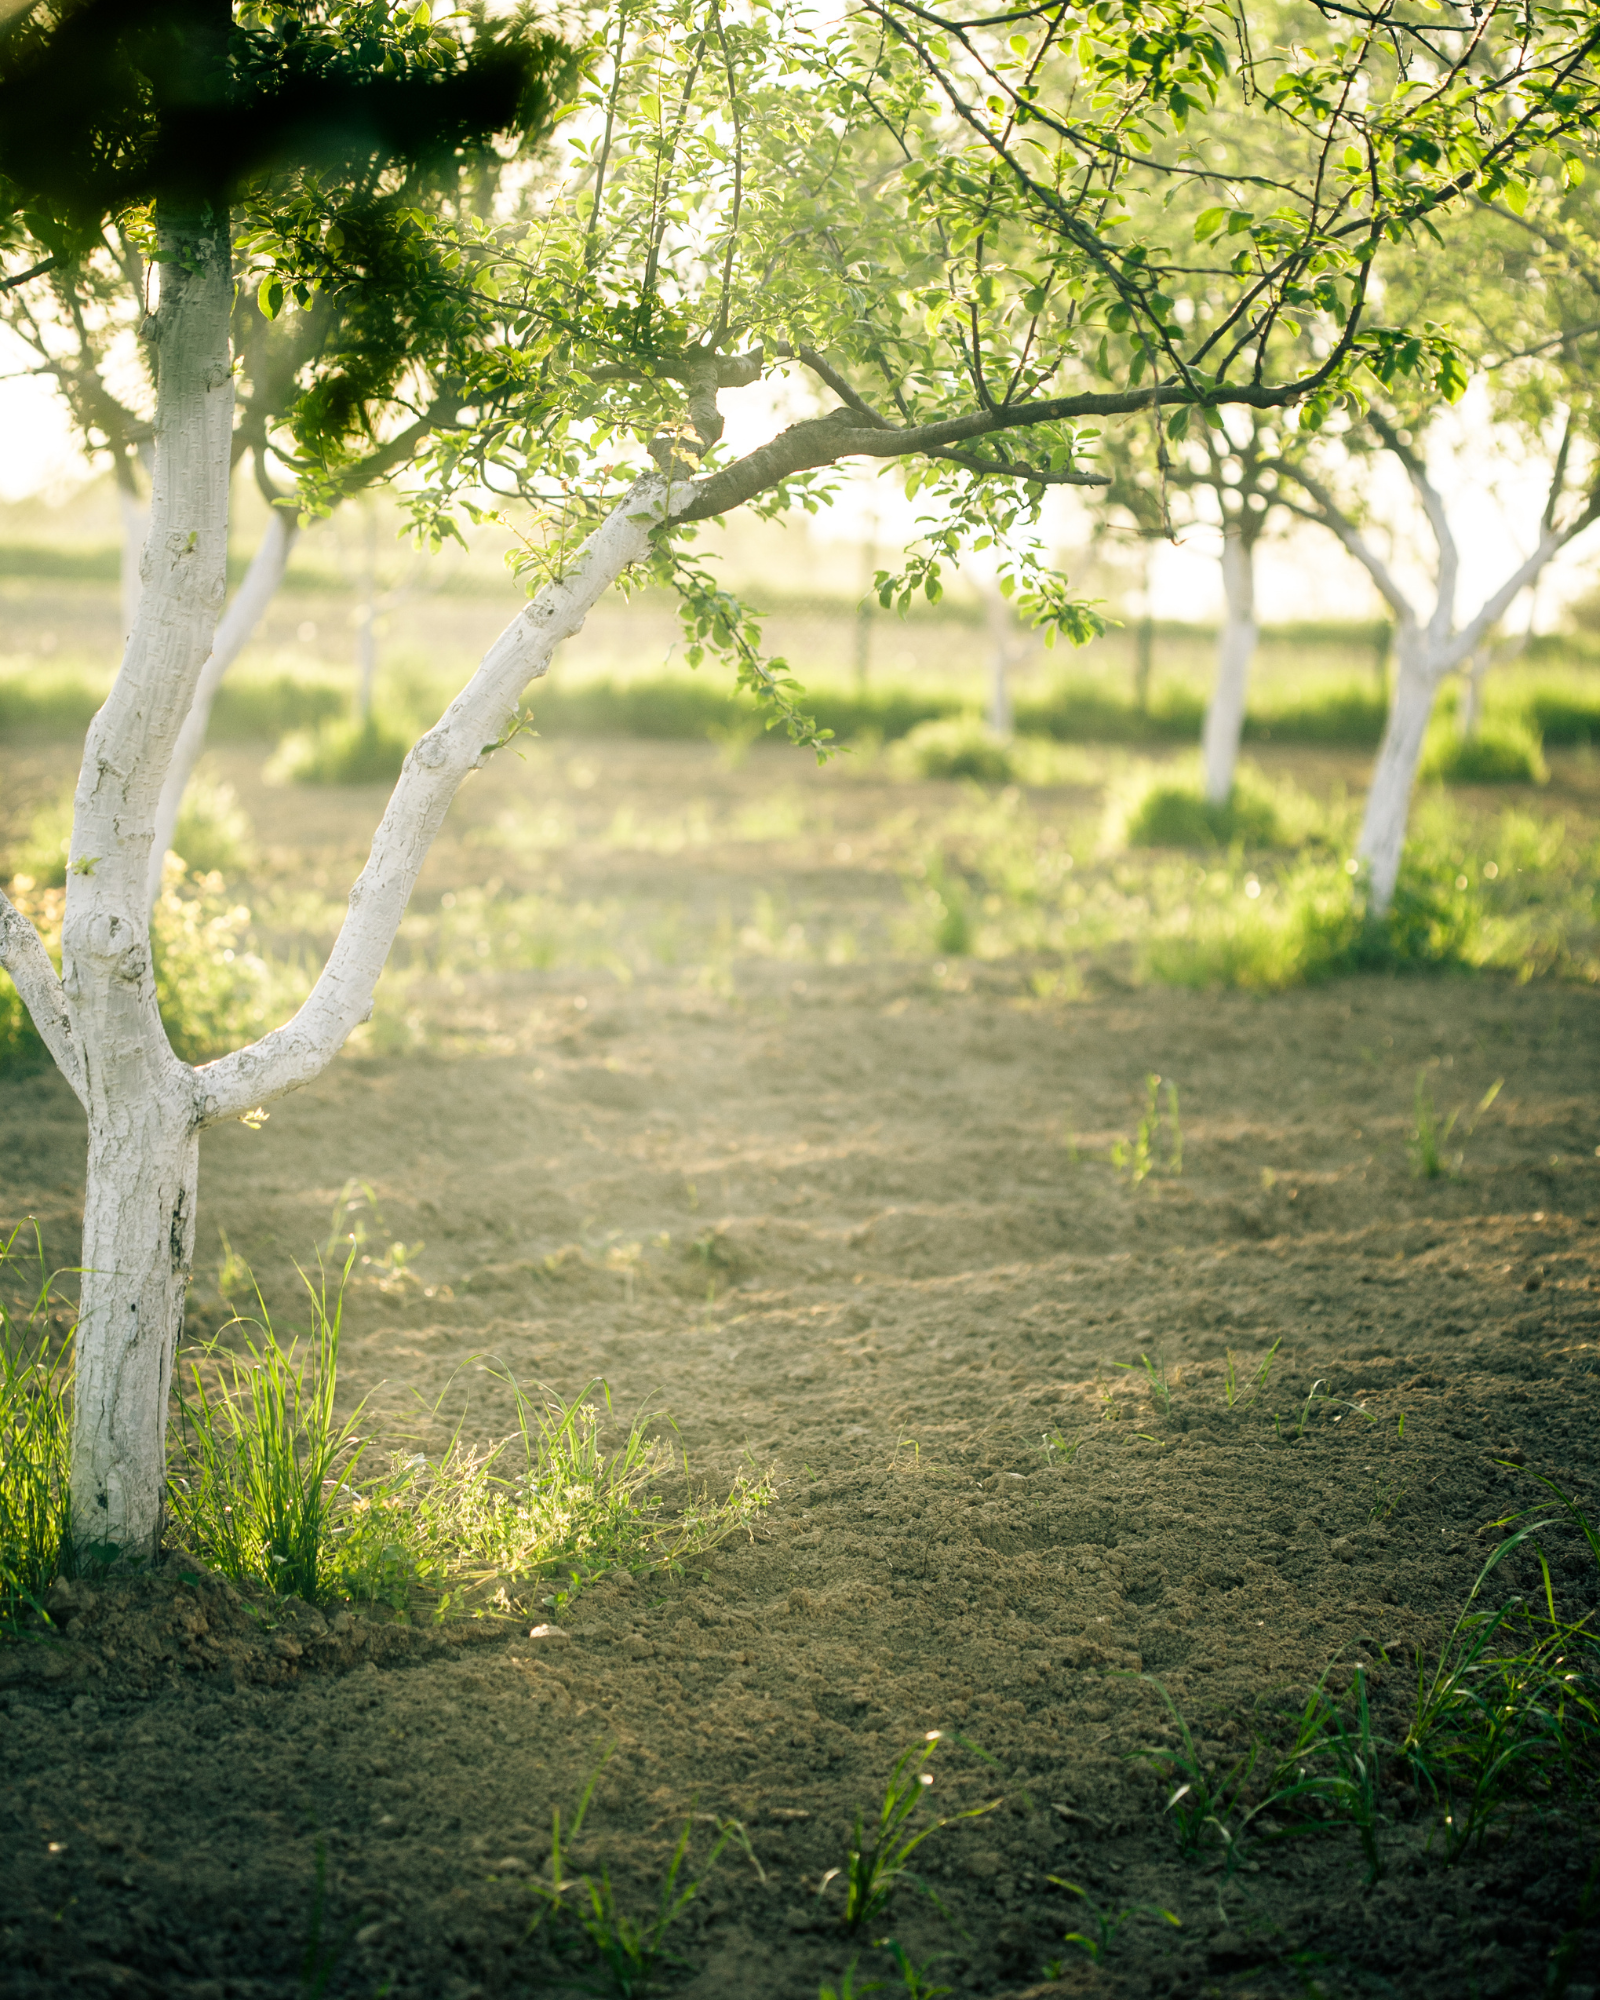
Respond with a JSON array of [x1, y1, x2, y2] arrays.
[[2, 739, 1599, 2000]]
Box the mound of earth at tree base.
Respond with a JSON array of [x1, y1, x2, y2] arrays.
[[4, 736, 1600, 1994]]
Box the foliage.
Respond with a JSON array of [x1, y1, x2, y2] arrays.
[[1045, 1879, 1181, 1970], [1423, 718, 1549, 787], [0, 1226, 74, 1633]]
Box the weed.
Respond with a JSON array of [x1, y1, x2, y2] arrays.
[[879, 1940, 953, 1997], [1265, 1664, 1387, 1883], [1045, 1879, 1181, 1967], [167, 1261, 370, 1602], [1403, 1476, 1600, 1855], [332, 1370, 770, 1617], [819, 1966, 883, 2000], [1038, 1430, 1084, 1468], [818, 1734, 999, 1933], [1126, 779, 1285, 850], [1112, 1073, 1182, 1185], [1410, 1073, 1504, 1180], [0, 1225, 74, 1630], [1117, 1349, 1171, 1415], [1132, 1677, 1261, 1861], [1222, 1337, 1282, 1411], [1369, 1477, 1407, 1525], [529, 1756, 746, 1996]]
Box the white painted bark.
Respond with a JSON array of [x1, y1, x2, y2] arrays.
[[146, 509, 297, 911], [117, 483, 150, 643], [61, 208, 235, 1559], [1286, 447, 1594, 913], [195, 472, 687, 1128], [1201, 526, 1257, 805]]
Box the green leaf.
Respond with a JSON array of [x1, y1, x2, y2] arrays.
[[258, 275, 283, 321], [1193, 206, 1228, 243], [1501, 180, 1529, 217]]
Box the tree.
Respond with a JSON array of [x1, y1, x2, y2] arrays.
[[0, 0, 572, 1560], [1273, 148, 1600, 909], [3, 0, 1598, 1561]]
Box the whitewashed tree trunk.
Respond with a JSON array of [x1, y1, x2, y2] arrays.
[[116, 480, 150, 643], [146, 509, 297, 910], [63, 207, 236, 1557], [1460, 650, 1489, 737], [1356, 629, 1437, 912], [1201, 526, 1257, 804]]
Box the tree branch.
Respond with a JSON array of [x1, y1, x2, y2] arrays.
[[0, 891, 86, 1108], [1275, 465, 1416, 626], [194, 474, 686, 1128]]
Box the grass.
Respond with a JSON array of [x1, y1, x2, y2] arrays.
[[1423, 717, 1549, 787], [818, 1733, 999, 1934], [271, 711, 413, 786], [1110, 1073, 1181, 1185], [527, 1753, 754, 1997], [0, 1226, 74, 1633], [1044, 1880, 1181, 1970], [167, 1262, 372, 1603], [1125, 779, 1285, 850], [1131, 1476, 1600, 1879], [167, 1257, 770, 1615], [897, 717, 1017, 784]]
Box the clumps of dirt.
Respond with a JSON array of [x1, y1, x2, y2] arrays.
[[0, 1554, 510, 1701]]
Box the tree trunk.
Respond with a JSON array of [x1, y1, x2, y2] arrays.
[[1358, 632, 1438, 914], [116, 480, 149, 644], [74, 1091, 199, 1559], [356, 501, 379, 722], [1201, 526, 1257, 805], [62, 205, 234, 1561], [147, 509, 297, 911]]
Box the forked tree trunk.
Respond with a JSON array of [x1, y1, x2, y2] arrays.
[[147, 508, 298, 910], [1201, 526, 1257, 804], [1357, 630, 1437, 912]]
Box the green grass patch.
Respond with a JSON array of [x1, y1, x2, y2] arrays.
[[1125, 781, 1286, 851], [1423, 718, 1549, 786], [271, 711, 413, 786], [168, 1263, 770, 1617], [897, 716, 1016, 784], [1015, 675, 1204, 745], [0, 1227, 74, 1633], [1243, 683, 1389, 749]]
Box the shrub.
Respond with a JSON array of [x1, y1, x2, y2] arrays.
[[1126, 781, 1285, 850], [272, 711, 411, 785], [170, 770, 255, 877], [1423, 719, 1548, 787], [1, 866, 268, 1074], [899, 717, 1016, 783], [1527, 688, 1600, 748]]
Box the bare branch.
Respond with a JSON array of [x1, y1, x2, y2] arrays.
[[0, 890, 86, 1108]]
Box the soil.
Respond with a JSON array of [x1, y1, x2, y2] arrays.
[[2, 738, 1599, 2000]]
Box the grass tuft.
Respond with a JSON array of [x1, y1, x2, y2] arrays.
[[1126, 780, 1285, 851], [272, 712, 412, 786], [0, 1226, 74, 1633], [820, 1734, 999, 1933], [897, 717, 1016, 784], [1423, 718, 1548, 787]]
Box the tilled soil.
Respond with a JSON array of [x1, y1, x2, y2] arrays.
[[2, 742, 1599, 2000]]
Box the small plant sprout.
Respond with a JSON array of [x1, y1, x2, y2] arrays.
[[1409, 1072, 1505, 1181], [1222, 1337, 1282, 1411], [819, 1734, 1000, 1932], [1116, 1348, 1171, 1415], [1038, 1429, 1084, 1468], [880, 1940, 953, 1998], [529, 1752, 751, 1997], [818, 1966, 884, 2000], [1111, 1072, 1182, 1185], [1045, 1879, 1181, 1967], [1131, 1677, 1259, 1861]]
